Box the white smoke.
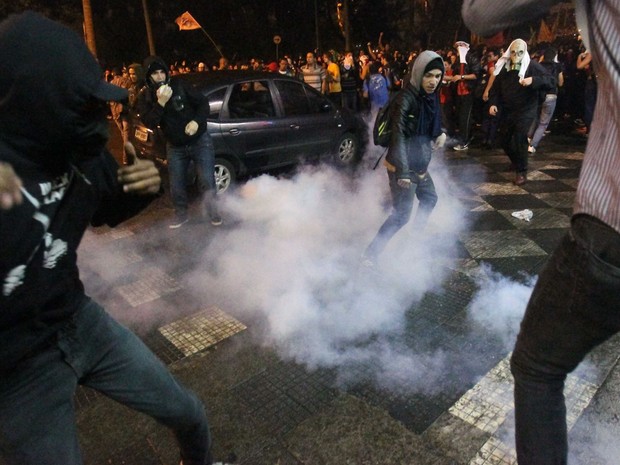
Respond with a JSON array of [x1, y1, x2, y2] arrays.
[[187, 150, 467, 392], [467, 265, 536, 351]]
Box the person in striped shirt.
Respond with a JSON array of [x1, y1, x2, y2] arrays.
[[463, 1, 620, 464], [300, 51, 326, 93]]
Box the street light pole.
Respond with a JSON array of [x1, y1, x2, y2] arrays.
[[81, 0, 97, 57], [141, 0, 157, 56], [343, 0, 350, 52], [314, 0, 320, 52]]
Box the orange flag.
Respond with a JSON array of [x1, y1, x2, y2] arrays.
[[175, 11, 201, 31], [538, 19, 554, 43]]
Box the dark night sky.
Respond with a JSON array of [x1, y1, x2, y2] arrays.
[[2, 0, 466, 66]]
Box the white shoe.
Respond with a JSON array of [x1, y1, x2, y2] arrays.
[[169, 217, 189, 229]]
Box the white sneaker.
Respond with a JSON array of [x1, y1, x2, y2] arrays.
[[453, 143, 469, 151], [528, 145, 536, 154], [169, 216, 189, 229]]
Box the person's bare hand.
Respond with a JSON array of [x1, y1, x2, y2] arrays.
[[185, 120, 199, 136], [519, 77, 533, 86], [397, 178, 412, 189], [0, 162, 23, 210], [489, 105, 498, 116], [156, 84, 173, 107], [117, 142, 161, 195]]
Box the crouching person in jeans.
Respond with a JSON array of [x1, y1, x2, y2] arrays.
[[363, 50, 446, 266]]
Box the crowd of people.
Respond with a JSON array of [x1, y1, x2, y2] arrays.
[[106, 31, 595, 156]]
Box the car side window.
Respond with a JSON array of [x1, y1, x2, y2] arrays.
[[227, 81, 275, 119], [206, 87, 226, 120], [275, 80, 331, 116], [275, 80, 309, 116]]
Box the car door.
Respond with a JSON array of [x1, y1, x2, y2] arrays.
[[273, 79, 344, 161], [218, 79, 290, 173]]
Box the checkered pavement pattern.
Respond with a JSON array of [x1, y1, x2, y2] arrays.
[[71, 141, 613, 465]]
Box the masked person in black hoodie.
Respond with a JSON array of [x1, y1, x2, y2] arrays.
[[0, 12, 213, 465], [363, 51, 447, 266], [136, 56, 221, 229]]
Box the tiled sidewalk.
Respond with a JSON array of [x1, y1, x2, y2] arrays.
[[71, 129, 620, 465]]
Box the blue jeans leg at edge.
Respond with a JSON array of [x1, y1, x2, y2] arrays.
[[167, 132, 217, 217], [530, 94, 557, 148], [510, 214, 620, 465], [0, 298, 212, 465]]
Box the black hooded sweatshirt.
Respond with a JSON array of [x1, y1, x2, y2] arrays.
[[0, 12, 157, 373], [136, 56, 211, 146]]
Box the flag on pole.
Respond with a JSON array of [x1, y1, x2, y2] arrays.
[[175, 11, 201, 31], [537, 19, 554, 43]]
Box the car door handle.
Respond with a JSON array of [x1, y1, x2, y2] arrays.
[[289, 124, 300, 130], [228, 128, 240, 135]]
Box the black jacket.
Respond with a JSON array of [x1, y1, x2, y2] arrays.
[[490, 60, 556, 120], [385, 50, 444, 180], [136, 56, 211, 146], [0, 12, 157, 372], [451, 50, 482, 93]]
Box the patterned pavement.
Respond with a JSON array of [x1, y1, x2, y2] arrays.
[[69, 125, 620, 465]]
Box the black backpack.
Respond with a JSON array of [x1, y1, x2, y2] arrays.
[[372, 96, 395, 147]]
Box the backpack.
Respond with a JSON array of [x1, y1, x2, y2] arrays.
[[372, 93, 395, 147]]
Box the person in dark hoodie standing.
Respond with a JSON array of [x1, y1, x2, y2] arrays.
[[136, 56, 221, 229], [363, 51, 447, 265], [0, 12, 214, 465]]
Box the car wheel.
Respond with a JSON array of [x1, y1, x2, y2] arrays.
[[215, 158, 235, 193], [335, 132, 359, 165]]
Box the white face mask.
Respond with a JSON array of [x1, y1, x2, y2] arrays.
[[510, 40, 527, 67]]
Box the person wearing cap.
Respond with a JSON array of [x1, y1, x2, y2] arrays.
[[363, 51, 447, 265], [136, 56, 221, 229], [0, 12, 213, 465]]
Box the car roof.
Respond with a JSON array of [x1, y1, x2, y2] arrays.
[[175, 70, 298, 89]]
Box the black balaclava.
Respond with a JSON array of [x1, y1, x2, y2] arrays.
[[143, 56, 170, 90], [0, 11, 128, 170]]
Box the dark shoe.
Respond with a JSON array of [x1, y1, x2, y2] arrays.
[[515, 174, 527, 186]]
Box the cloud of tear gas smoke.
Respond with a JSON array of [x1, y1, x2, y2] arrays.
[[569, 416, 620, 465], [467, 265, 536, 351], [186, 140, 472, 392]]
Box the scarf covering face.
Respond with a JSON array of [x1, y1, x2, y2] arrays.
[[493, 38, 531, 80], [455, 41, 470, 64]]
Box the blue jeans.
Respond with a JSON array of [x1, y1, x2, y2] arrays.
[[0, 297, 211, 465], [167, 132, 218, 217], [529, 94, 557, 148], [365, 170, 438, 259], [511, 214, 620, 465]]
